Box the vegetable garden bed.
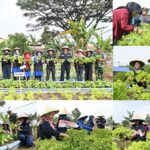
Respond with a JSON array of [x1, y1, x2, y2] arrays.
[[117, 24, 150, 46], [112, 127, 150, 150], [0, 80, 112, 88], [0, 88, 112, 100], [37, 129, 112, 150], [113, 71, 150, 100]]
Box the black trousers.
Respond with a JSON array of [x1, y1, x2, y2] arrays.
[[85, 65, 93, 81], [60, 64, 70, 81], [46, 67, 56, 81], [77, 65, 84, 81]]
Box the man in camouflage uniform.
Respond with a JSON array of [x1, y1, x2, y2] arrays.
[[94, 48, 106, 80]]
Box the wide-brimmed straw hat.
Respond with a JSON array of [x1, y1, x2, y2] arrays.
[[14, 47, 21, 51], [47, 49, 55, 53], [130, 115, 145, 122], [85, 49, 93, 53], [62, 46, 70, 50], [59, 108, 70, 115], [78, 115, 88, 121], [76, 49, 85, 54], [3, 47, 11, 51], [17, 114, 29, 120], [129, 59, 145, 67], [39, 106, 59, 117]]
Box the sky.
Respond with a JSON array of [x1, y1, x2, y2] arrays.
[[113, 101, 150, 123], [0, 0, 111, 39], [113, 46, 150, 66], [37, 101, 113, 118], [113, 0, 150, 9], [1, 100, 150, 123], [0, 101, 37, 114]]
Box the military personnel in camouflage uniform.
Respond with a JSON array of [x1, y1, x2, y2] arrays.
[[95, 49, 106, 80]]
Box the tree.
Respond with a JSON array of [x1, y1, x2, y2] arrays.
[[0, 40, 7, 55], [144, 64, 150, 73], [29, 34, 40, 46], [40, 27, 59, 45], [60, 19, 96, 50], [16, 0, 112, 31], [90, 31, 112, 52], [122, 111, 134, 127], [7, 33, 31, 53], [145, 114, 150, 125], [72, 108, 81, 122], [106, 116, 114, 128], [0, 101, 5, 107]]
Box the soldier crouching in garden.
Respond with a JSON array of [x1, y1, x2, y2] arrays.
[[17, 114, 34, 148]]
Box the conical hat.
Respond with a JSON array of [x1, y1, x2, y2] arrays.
[[17, 114, 29, 120], [130, 59, 145, 67], [78, 115, 88, 120], [130, 114, 145, 122], [98, 113, 105, 117], [59, 108, 70, 115], [3, 47, 11, 51], [39, 106, 59, 117]]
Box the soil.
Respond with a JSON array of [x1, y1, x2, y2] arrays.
[[34, 93, 111, 100]]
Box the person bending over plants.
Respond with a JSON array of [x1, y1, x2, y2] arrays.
[[130, 115, 146, 141], [95, 114, 106, 129], [129, 59, 147, 89], [56, 108, 78, 133], [113, 2, 143, 44], [37, 106, 69, 140], [77, 115, 95, 132], [17, 114, 34, 148], [87, 115, 95, 128]]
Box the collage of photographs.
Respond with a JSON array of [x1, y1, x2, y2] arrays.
[[0, 0, 150, 150]]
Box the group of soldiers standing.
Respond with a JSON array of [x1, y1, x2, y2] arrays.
[[1, 46, 106, 81]]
